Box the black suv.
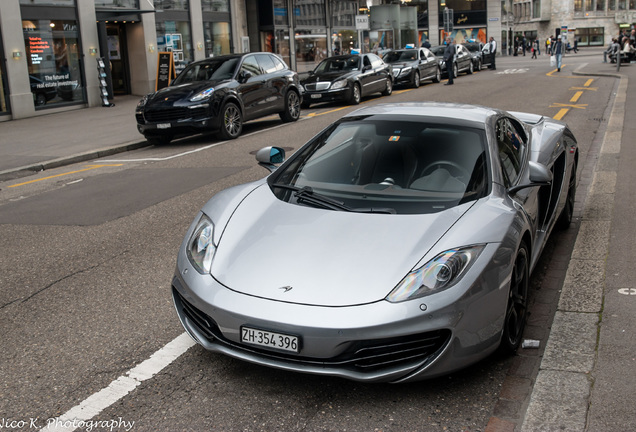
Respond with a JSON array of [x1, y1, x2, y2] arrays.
[[136, 52, 302, 144]]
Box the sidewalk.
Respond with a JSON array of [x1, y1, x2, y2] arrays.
[[1, 48, 634, 431], [0, 95, 146, 181]]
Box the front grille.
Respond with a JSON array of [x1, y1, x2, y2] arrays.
[[173, 288, 450, 373], [143, 106, 208, 123], [305, 82, 331, 91]]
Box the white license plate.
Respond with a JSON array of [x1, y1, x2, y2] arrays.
[[157, 123, 171, 129], [310, 94, 322, 99], [241, 326, 300, 353]]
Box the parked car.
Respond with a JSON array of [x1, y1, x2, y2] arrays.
[[171, 102, 578, 383], [463, 42, 495, 70], [135, 52, 302, 144], [382, 48, 441, 88], [300, 53, 393, 108], [430, 44, 474, 78]]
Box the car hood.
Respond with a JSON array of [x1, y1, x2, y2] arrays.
[[387, 61, 415, 68], [302, 71, 356, 85], [210, 184, 471, 307], [149, 80, 227, 104]]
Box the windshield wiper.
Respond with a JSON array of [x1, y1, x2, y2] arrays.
[[270, 183, 396, 214]]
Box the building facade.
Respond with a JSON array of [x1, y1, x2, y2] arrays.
[[0, 0, 633, 122]]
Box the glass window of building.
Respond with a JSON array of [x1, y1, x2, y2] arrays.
[[94, 0, 139, 7], [331, 0, 358, 55], [154, 0, 189, 10], [295, 30, 328, 73], [22, 16, 86, 108], [202, 0, 229, 12], [156, 20, 193, 74], [204, 22, 230, 57], [19, 0, 74, 5], [294, 0, 326, 27]]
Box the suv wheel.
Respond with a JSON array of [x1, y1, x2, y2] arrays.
[[280, 90, 301, 123], [217, 102, 242, 140]]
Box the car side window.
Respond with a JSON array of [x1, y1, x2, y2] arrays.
[[256, 54, 277, 74], [496, 118, 526, 186], [270, 55, 287, 71], [241, 55, 262, 77], [363, 55, 372, 68], [369, 53, 384, 68]]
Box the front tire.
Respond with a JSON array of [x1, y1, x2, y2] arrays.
[[217, 102, 242, 140], [279, 90, 301, 123], [433, 67, 441, 83], [467, 61, 474, 74], [500, 242, 529, 353]]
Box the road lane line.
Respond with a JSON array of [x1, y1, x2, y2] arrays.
[[42, 333, 195, 432], [8, 164, 123, 188]]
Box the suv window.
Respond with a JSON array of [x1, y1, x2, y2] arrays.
[[241, 55, 262, 76], [256, 54, 277, 74], [496, 118, 526, 186]]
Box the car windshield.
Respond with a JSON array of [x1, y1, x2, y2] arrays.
[[464, 44, 480, 52], [430, 46, 445, 56], [270, 117, 489, 215], [173, 57, 240, 84], [314, 56, 360, 73], [383, 50, 417, 62]]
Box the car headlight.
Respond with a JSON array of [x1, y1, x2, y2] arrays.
[[137, 95, 150, 108], [331, 79, 348, 90], [398, 66, 412, 77], [190, 88, 214, 102], [386, 245, 485, 303], [186, 215, 217, 274]]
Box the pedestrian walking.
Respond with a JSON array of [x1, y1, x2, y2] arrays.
[[546, 36, 551, 54], [488, 36, 497, 70], [531, 40, 537, 59], [554, 35, 563, 71], [603, 39, 616, 63], [535, 39, 541, 55], [443, 36, 455, 85]]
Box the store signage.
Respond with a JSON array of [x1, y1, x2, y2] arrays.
[[156, 52, 175, 91], [356, 15, 369, 30], [27, 36, 51, 65]]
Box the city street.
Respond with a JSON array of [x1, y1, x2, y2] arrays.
[[0, 51, 625, 431]]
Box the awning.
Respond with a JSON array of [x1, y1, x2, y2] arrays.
[[95, 8, 156, 22]]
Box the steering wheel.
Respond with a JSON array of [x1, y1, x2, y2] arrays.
[[419, 161, 470, 181]]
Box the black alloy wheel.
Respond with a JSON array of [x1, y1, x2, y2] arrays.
[[280, 90, 301, 123], [218, 102, 243, 140], [501, 242, 529, 353]]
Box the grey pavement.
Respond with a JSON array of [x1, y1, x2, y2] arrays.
[[1, 48, 634, 431]]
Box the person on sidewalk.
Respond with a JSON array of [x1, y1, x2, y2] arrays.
[[443, 36, 455, 85], [488, 36, 497, 70], [554, 35, 563, 71]]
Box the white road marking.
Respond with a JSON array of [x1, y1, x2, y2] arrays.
[[42, 333, 195, 431]]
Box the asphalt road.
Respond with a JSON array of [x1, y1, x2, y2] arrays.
[[0, 53, 615, 432]]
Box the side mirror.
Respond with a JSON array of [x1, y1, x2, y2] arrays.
[[256, 146, 286, 172], [362, 64, 371, 72], [238, 70, 252, 83], [508, 161, 552, 194]]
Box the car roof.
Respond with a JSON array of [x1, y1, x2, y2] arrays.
[[343, 102, 499, 127]]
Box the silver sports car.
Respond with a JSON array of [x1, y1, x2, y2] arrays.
[[172, 102, 578, 383]]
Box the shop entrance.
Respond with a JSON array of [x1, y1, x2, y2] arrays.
[[106, 24, 131, 95]]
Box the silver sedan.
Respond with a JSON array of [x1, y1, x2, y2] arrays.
[[171, 102, 578, 383]]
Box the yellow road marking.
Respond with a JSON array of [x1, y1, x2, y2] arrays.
[[553, 108, 569, 121], [570, 91, 584, 103], [550, 102, 588, 109], [9, 164, 123, 188]]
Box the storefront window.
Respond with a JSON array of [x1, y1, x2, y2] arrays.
[[295, 30, 327, 73], [94, 0, 139, 7], [273, 0, 288, 26], [154, 0, 188, 10], [19, 0, 74, 5], [294, 0, 326, 27], [201, 0, 228, 12], [156, 20, 193, 74], [331, 30, 358, 55], [22, 18, 85, 108], [204, 21, 230, 57]]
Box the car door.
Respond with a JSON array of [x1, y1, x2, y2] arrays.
[[419, 48, 436, 80], [358, 54, 377, 96], [237, 54, 268, 119], [255, 53, 287, 115], [368, 53, 390, 93]]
